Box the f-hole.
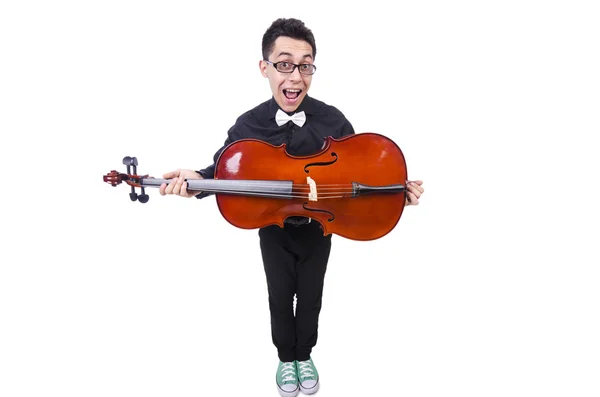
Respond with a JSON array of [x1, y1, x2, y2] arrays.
[[302, 203, 335, 222], [304, 152, 338, 173]]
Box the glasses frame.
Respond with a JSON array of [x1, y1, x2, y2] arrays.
[[263, 60, 317, 75]]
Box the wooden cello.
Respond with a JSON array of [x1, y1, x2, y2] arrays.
[[103, 133, 408, 241]]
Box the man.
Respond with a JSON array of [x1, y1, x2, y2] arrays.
[[159, 18, 424, 397]]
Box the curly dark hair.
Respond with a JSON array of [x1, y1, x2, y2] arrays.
[[261, 18, 317, 60]]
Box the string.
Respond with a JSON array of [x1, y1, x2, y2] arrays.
[[143, 178, 358, 188], [143, 178, 403, 190], [141, 178, 403, 198], [178, 188, 352, 200]]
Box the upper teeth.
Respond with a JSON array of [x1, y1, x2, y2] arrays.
[[286, 89, 300, 92]]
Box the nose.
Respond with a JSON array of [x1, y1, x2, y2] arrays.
[[287, 66, 302, 82]]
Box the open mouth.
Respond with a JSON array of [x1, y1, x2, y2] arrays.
[[283, 89, 302, 100]]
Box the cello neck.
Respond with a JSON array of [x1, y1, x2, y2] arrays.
[[141, 178, 294, 199]]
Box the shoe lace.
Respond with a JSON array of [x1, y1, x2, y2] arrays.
[[280, 362, 296, 382], [297, 360, 314, 379]]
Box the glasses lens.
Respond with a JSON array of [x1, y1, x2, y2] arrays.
[[299, 64, 316, 75], [276, 62, 294, 72]]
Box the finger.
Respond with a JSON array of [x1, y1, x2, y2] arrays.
[[164, 178, 177, 195], [406, 184, 421, 199], [409, 181, 424, 195], [406, 191, 419, 205], [179, 180, 190, 197], [172, 176, 184, 196], [159, 183, 167, 196]]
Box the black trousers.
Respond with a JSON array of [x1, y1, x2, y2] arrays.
[[258, 220, 332, 362]]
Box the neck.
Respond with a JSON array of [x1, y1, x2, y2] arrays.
[[141, 177, 295, 199]]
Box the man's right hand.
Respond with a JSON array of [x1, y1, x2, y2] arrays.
[[159, 169, 203, 198]]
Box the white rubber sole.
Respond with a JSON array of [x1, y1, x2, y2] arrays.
[[300, 380, 319, 395], [277, 384, 299, 397]]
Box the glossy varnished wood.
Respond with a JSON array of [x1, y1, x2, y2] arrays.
[[214, 133, 407, 241]]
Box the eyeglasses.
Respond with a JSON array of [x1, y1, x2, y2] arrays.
[[264, 60, 317, 75]]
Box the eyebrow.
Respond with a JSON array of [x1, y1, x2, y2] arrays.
[[276, 51, 313, 60]]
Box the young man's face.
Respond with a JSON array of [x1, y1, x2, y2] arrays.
[[260, 36, 314, 113]]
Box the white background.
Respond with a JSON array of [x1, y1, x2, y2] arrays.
[[1, 1, 599, 396]]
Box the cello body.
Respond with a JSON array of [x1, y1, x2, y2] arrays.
[[214, 133, 407, 241]]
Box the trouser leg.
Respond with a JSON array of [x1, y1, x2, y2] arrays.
[[259, 222, 332, 362], [292, 225, 331, 361], [259, 226, 297, 362]]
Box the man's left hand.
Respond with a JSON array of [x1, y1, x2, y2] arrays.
[[405, 180, 424, 206]]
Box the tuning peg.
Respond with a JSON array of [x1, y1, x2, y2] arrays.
[[123, 156, 139, 175], [122, 156, 138, 166], [129, 192, 138, 201], [137, 187, 149, 203]]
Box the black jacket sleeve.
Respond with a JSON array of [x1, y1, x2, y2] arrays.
[[194, 124, 242, 199]]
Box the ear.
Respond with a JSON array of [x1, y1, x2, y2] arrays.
[[259, 60, 268, 78]]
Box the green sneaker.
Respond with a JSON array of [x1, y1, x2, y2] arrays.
[[297, 358, 319, 394], [276, 361, 299, 397]]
